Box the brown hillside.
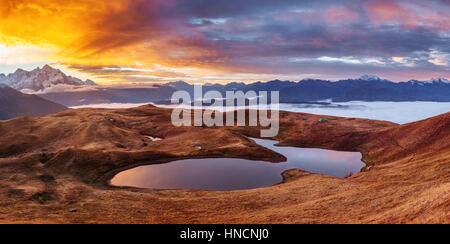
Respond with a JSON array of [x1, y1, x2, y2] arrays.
[[0, 85, 68, 120], [0, 105, 448, 223]]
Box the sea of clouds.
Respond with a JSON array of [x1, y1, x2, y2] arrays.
[[279, 102, 450, 124], [71, 101, 450, 124]]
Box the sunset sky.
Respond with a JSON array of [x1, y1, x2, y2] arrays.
[[0, 0, 449, 84]]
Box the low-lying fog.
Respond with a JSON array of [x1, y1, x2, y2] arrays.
[[279, 102, 450, 124], [71, 101, 450, 124]]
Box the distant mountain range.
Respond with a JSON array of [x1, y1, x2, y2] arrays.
[[0, 65, 96, 92], [0, 84, 68, 120], [1, 65, 449, 106], [38, 85, 177, 107], [37, 74, 450, 106], [163, 75, 450, 103]]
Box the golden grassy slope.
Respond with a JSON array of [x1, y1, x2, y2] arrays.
[[0, 105, 448, 223]]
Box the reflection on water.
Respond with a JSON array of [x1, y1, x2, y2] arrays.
[[110, 138, 365, 191]]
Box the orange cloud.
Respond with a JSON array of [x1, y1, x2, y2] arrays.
[[0, 0, 448, 83], [0, 0, 226, 82], [1, 1, 170, 63]]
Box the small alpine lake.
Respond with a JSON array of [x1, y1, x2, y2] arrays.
[[110, 138, 365, 191]]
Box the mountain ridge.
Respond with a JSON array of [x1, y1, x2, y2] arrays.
[[0, 65, 97, 92], [1, 65, 449, 105], [0, 84, 68, 120], [163, 75, 450, 102], [165, 75, 450, 87], [0, 105, 447, 223]]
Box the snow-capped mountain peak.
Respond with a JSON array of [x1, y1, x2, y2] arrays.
[[426, 78, 450, 84], [359, 75, 382, 81], [407, 79, 425, 86], [0, 65, 96, 92], [408, 77, 450, 86]]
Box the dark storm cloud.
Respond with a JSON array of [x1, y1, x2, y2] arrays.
[[84, 0, 450, 80]]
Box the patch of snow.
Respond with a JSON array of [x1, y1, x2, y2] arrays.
[[145, 136, 162, 142], [359, 75, 381, 81], [408, 80, 425, 86], [426, 78, 450, 84]]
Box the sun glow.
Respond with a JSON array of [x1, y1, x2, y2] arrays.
[[0, 43, 55, 65], [0, 0, 448, 83]]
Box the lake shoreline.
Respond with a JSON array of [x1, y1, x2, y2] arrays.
[[0, 105, 447, 223], [109, 138, 364, 191]]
